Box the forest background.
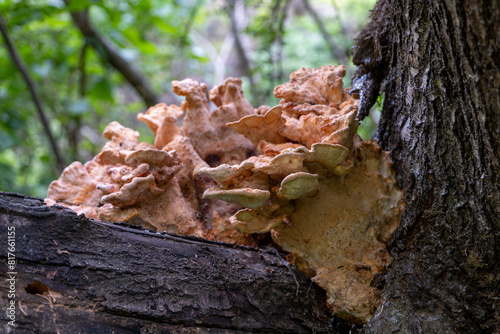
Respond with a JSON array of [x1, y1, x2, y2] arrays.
[[0, 0, 376, 198]]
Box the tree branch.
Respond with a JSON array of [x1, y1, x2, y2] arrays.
[[78, 41, 88, 98], [274, 0, 291, 85], [178, 0, 202, 48], [302, 0, 349, 69], [0, 14, 65, 171], [190, 30, 234, 85], [67, 6, 159, 107], [229, 0, 257, 103]]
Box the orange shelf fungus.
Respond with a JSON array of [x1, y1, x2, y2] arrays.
[[46, 65, 404, 324], [46, 78, 260, 246], [200, 65, 404, 324]]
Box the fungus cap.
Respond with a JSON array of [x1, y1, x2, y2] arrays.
[[278, 172, 319, 199], [203, 187, 271, 209]]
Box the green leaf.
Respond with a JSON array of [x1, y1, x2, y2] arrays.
[[152, 17, 178, 35], [66, 0, 92, 11], [122, 27, 156, 54], [88, 77, 114, 102], [39, 154, 51, 163]]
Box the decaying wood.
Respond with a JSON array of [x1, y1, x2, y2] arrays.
[[352, 0, 500, 333], [0, 192, 350, 333]]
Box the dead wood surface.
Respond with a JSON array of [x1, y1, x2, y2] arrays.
[[0, 192, 345, 334]]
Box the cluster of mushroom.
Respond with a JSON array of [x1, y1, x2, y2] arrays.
[[46, 65, 404, 324], [199, 65, 404, 323], [46, 77, 263, 245]]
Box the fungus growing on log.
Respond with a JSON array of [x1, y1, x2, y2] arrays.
[[46, 78, 259, 246], [46, 65, 404, 324], [200, 65, 404, 324]]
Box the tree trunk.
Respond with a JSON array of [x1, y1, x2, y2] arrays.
[[352, 0, 499, 333], [0, 192, 344, 333]]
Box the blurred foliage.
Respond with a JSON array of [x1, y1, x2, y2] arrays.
[[0, 0, 377, 197]]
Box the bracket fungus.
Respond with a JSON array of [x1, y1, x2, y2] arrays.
[[199, 65, 404, 324], [46, 77, 261, 246], [46, 65, 404, 324]]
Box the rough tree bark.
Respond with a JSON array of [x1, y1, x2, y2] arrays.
[[352, 0, 499, 333]]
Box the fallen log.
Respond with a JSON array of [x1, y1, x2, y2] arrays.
[[0, 192, 346, 333]]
